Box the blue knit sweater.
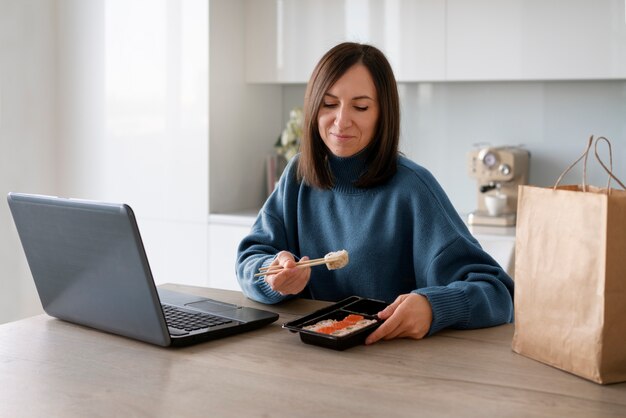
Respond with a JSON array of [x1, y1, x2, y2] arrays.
[[236, 152, 514, 335]]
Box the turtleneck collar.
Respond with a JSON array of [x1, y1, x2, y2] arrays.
[[327, 148, 369, 194]]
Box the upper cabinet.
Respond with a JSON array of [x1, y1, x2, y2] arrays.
[[245, 0, 626, 83], [447, 0, 626, 81], [245, 0, 446, 83]]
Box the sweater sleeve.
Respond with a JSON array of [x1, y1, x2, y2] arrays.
[[401, 159, 514, 335], [235, 159, 300, 305], [235, 209, 290, 304], [413, 235, 514, 335]]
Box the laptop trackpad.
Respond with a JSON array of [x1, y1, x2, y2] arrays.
[[185, 300, 238, 313]]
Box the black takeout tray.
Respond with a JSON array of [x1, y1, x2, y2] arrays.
[[282, 296, 388, 351]]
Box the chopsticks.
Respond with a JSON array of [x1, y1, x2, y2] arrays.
[[253, 254, 342, 277]]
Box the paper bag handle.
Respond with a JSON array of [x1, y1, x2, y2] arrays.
[[554, 135, 626, 193], [554, 135, 593, 192], [594, 136, 626, 192]]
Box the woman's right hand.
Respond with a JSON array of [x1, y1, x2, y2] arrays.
[[263, 251, 311, 296]]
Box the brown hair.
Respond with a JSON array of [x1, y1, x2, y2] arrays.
[[297, 42, 400, 189]]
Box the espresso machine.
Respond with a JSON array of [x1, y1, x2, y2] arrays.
[[467, 146, 530, 226]]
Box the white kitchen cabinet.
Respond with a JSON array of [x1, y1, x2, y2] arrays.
[[446, 0, 626, 81], [469, 226, 517, 278], [245, 0, 342, 83], [245, 0, 446, 83], [208, 214, 256, 291], [246, 0, 626, 83], [138, 218, 210, 288]]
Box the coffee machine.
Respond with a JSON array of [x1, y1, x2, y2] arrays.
[[467, 146, 530, 226]]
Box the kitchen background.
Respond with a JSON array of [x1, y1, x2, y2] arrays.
[[1, 0, 625, 323]]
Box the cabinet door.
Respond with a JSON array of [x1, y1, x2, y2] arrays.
[[447, 0, 626, 80], [245, 0, 446, 83], [208, 223, 252, 291], [374, 0, 446, 81], [474, 236, 516, 278], [246, 0, 346, 83]]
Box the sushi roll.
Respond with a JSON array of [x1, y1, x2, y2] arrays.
[[303, 313, 376, 337], [324, 249, 349, 270]]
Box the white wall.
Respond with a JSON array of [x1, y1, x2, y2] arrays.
[[0, 0, 57, 323], [0, 0, 210, 324], [57, 0, 210, 287], [399, 81, 626, 214]]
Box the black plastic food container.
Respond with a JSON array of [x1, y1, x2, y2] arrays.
[[282, 296, 388, 351]]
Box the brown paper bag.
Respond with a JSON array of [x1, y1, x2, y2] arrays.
[[512, 136, 626, 384]]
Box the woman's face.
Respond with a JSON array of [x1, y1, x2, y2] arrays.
[[317, 64, 380, 158]]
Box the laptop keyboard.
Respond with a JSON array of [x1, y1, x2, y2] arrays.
[[162, 304, 233, 332]]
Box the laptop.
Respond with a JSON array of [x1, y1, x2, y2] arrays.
[[7, 192, 279, 347]]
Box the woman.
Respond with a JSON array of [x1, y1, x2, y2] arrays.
[[236, 42, 514, 344]]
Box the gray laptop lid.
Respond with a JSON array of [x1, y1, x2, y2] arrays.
[[8, 193, 172, 346], [8, 192, 279, 346]]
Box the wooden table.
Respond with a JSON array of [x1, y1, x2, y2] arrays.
[[1, 284, 625, 417]]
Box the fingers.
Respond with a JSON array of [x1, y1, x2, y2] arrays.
[[365, 293, 433, 345], [376, 295, 405, 320], [264, 253, 311, 295], [365, 311, 402, 345], [272, 252, 309, 270], [274, 251, 297, 268], [365, 295, 405, 344], [271, 270, 308, 295]]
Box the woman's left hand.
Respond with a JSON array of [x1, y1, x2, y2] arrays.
[[364, 293, 433, 345]]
